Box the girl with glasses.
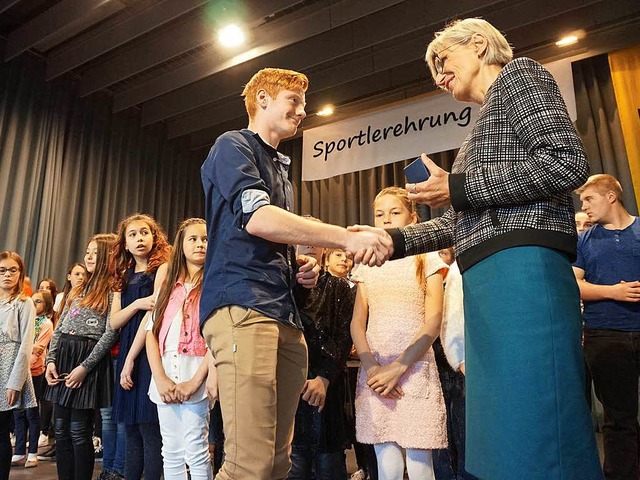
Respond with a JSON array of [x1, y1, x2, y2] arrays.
[[0, 251, 37, 480]]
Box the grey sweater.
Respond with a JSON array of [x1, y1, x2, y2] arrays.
[[0, 297, 35, 392], [46, 295, 117, 372]]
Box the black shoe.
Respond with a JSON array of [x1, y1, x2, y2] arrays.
[[37, 446, 56, 461]]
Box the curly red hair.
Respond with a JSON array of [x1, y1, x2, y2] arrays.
[[110, 213, 171, 291]]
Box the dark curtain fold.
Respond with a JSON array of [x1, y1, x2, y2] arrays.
[[0, 53, 204, 284], [572, 53, 637, 213]]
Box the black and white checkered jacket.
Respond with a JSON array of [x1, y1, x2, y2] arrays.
[[390, 57, 588, 272]]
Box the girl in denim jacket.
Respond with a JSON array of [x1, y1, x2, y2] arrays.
[[146, 218, 215, 480]]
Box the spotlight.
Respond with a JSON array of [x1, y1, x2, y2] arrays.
[[218, 24, 245, 48], [555, 35, 578, 47], [317, 105, 334, 117]]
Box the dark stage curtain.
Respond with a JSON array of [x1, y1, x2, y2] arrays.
[[0, 52, 203, 284], [573, 53, 637, 213]]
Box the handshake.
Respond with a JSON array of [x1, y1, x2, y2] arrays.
[[344, 225, 394, 267]]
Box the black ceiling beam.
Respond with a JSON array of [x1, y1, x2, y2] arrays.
[[5, 0, 112, 61], [113, 0, 409, 116], [0, 0, 21, 15], [78, 0, 303, 97], [45, 0, 208, 80]]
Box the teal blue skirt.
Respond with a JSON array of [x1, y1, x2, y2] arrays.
[[462, 246, 603, 480]]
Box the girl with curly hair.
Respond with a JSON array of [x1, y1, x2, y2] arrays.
[[109, 214, 171, 480]]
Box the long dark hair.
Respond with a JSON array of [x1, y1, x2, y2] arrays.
[[68, 234, 116, 315], [37, 278, 58, 300], [152, 218, 206, 338], [58, 263, 86, 308]]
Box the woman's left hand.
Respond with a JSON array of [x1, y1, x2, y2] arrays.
[[366, 361, 406, 398], [65, 365, 88, 389], [6, 389, 19, 406], [175, 380, 198, 403], [406, 154, 451, 208]]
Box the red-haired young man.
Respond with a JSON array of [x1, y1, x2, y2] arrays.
[[200, 68, 392, 479]]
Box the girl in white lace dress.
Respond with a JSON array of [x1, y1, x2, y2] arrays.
[[351, 187, 448, 480]]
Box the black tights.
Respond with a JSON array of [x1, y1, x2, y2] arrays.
[[0, 410, 12, 480], [54, 404, 95, 480]]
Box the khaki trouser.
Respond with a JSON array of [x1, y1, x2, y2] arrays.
[[202, 306, 308, 480]]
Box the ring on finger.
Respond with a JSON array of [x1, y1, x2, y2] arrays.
[[411, 183, 418, 194]]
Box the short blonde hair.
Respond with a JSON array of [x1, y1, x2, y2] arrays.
[[425, 18, 513, 81], [576, 174, 624, 205], [241, 68, 309, 119]]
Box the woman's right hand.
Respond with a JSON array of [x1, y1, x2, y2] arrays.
[[120, 358, 135, 390], [363, 362, 404, 399], [45, 363, 59, 386], [6, 389, 18, 406], [135, 294, 156, 312]]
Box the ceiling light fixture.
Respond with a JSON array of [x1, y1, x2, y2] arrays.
[[317, 105, 334, 117], [555, 35, 578, 47], [218, 24, 245, 48]]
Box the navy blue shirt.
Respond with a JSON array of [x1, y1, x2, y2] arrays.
[[574, 217, 640, 331], [200, 129, 302, 329]]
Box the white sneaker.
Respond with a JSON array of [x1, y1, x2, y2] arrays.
[[11, 454, 26, 466], [25, 454, 38, 468], [38, 433, 50, 447], [350, 469, 367, 480]]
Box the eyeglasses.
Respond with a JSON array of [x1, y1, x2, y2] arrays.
[[0, 267, 19, 276], [434, 38, 470, 75]]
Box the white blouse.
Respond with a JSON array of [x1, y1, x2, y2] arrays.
[[146, 284, 207, 405]]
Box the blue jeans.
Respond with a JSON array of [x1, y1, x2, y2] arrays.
[[13, 407, 39, 455], [289, 447, 347, 480], [432, 368, 476, 480], [124, 422, 163, 480], [14, 373, 44, 455], [432, 338, 476, 480], [100, 407, 125, 474]]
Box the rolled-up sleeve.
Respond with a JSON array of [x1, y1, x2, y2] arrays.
[[242, 189, 270, 215]]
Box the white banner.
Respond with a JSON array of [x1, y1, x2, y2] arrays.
[[302, 58, 576, 181]]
